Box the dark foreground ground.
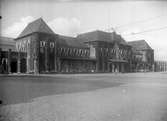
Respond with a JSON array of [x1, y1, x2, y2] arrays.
[[0, 74, 125, 105], [1, 72, 167, 121], [0, 72, 167, 105]]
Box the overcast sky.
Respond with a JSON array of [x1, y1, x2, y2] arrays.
[[1, 0, 167, 61]]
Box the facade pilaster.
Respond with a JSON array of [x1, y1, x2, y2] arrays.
[[8, 49, 11, 73], [17, 52, 21, 73], [45, 42, 48, 72]]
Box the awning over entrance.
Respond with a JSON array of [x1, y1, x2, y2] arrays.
[[108, 59, 128, 63]]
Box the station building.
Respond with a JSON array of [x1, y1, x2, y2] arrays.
[[0, 18, 155, 74]]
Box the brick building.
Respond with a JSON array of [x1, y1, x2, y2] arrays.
[[128, 40, 154, 72], [0, 18, 155, 74]]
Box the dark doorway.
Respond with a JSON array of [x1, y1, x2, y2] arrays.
[[11, 59, 17, 73], [1, 59, 7, 73], [20, 58, 26, 73]]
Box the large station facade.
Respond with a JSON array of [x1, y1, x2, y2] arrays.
[[0, 18, 155, 74]]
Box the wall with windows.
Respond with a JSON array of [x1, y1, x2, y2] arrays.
[[57, 47, 90, 58], [15, 33, 40, 73], [38, 33, 57, 73], [131, 49, 154, 72], [88, 41, 131, 72]]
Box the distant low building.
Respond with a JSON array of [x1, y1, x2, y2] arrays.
[[0, 18, 155, 74], [154, 61, 167, 72]]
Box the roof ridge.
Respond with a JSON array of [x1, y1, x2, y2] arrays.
[[77, 29, 113, 37], [29, 17, 43, 24], [16, 17, 54, 39], [36, 18, 43, 32], [128, 39, 152, 50]]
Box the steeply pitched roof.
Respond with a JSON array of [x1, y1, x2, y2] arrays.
[[57, 35, 88, 48], [17, 18, 54, 39], [0, 36, 16, 51], [128, 40, 153, 50], [77, 30, 127, 45]]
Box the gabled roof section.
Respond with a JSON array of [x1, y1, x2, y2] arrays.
[[57, 35, 88, 48], [128, 40, 153, 50], [17, 18, 54, 39], [77, 30, 127, 45]]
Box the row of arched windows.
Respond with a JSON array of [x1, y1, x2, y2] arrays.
[[16, 40, 30, 52], [57, 47, 90, 57], [99, 47, 129, 58]]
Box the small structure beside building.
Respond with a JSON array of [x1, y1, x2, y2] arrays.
[[154, 61, 167, 72]]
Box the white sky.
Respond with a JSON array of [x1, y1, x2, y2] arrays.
[[1, 0, 167, 61]]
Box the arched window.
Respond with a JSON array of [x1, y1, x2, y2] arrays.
[[60, 48, 62, 53], [86, 50, 89, 56], [64, 48, 67, 56], [60, 48, 63, 56], [71, 48, 74, 56], [84, 49, 87, 57], [40, 41, 46, 47], [80, 49, 83, 56], [74, 48, 77, 56], [80, 49, 82, 56], [50, 42, 54, 48], [76, 49, 79, 56]]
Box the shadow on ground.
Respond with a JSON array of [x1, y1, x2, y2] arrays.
[[0, 76, 124, 105]]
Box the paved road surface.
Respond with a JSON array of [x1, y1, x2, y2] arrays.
[[0, 72, 167, 121]]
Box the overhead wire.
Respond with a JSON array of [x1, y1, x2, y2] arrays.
[[104, 14, 167, 36], [123, 25, 167, 36], [114, 14, 166, 29]]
